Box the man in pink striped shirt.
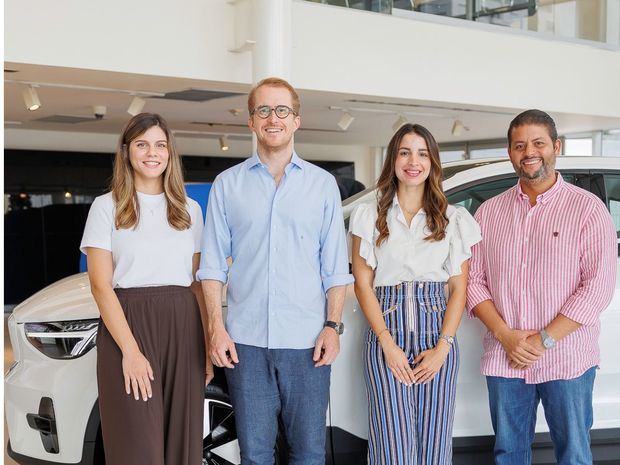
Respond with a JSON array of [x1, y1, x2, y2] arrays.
[[467, 109, 617, 465]]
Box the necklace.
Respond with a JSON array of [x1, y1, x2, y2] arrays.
[[139, 193, 166, 216]]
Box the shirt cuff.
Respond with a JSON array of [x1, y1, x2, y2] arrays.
[[323, 273, 354, 291], [560, 300, 600, 327], [466, 285, 494, 318], [196, 268, 228, 283]]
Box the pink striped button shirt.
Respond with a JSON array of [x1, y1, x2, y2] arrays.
[[466, 174, 617, 383]]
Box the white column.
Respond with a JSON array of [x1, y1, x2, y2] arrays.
[[251, 0, 292, 83]]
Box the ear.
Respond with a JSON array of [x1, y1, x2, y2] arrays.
[[553, 138, 562, 155], [292, 114, 301, 131], [248, 117, 255, 132]]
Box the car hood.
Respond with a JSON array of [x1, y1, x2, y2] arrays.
[[12, 273, 100, 323]]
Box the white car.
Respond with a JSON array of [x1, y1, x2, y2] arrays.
[[6, 157, 620, 465]]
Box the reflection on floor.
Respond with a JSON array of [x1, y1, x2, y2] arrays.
[[5, 313, 19, 465]]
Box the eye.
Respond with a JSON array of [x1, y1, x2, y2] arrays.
[[514, 144, 524, 150], [135, 142, 146, 148], [275, 105, 291, 118], [419, 151, 429, 158], [398, 151, 409, 157], [256, 106, 271, 118], [156, 142, 168, 149]]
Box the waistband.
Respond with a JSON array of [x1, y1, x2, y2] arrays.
[[114, 285, 192, 297], [375, 281, 446, 301]]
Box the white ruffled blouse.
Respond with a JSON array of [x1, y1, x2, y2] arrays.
[[348, 196, 482, 287]]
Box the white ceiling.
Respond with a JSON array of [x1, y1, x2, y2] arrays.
[[5, 63, 620, 148]]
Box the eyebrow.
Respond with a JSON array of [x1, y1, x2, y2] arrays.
[[134, 139, 167, 143]]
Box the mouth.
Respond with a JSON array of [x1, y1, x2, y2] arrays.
[[403, 169, 422, 177], [264, 127, 283, 134], [142, 161, 161, 169], [521, 158, 542, 167]]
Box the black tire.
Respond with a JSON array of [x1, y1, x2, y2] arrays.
[[203, 384, 287, 465]]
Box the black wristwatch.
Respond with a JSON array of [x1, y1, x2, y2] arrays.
[[324, 320, 344, 335]]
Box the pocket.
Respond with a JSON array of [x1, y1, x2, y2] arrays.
[[416, 296, 447, 313]]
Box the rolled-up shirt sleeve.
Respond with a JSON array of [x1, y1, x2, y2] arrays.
[[559, 201, 617, 326], [197, 176, 231, 283], [466, 207, 493, 317], [319, 177, 354, 291]]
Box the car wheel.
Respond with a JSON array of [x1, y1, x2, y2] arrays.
[[203, 385, 287, 465]]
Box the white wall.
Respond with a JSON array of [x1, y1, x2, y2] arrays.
[[5, 0, 251, 83], [4, 128, 376, 187]]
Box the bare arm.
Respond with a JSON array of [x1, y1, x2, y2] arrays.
[[86, 247, 154, 401], [192, 254, 214, 384], [201, 279, 238, 369], [313, 285, 346, 367], [351, 235, 416, 385]]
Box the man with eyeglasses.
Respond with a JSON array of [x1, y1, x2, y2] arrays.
[[198, 77, 353, 465]]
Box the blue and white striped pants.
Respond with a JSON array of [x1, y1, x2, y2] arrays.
[[364, 281, 459, 465]]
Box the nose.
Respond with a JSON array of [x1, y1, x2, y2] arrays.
[[267, 109, 279, 123], [147, 145, 158, 157]]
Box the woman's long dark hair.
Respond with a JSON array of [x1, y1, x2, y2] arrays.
[[375, 123, 448, 246]]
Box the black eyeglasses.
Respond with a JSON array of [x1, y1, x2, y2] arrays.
[[251, 105, 297, 119]]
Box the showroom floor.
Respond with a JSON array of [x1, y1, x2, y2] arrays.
[[5, 314, 19, 465]]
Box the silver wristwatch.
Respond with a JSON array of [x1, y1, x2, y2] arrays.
[[540, 329, 556, 349]]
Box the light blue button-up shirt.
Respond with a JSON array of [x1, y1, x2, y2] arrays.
[[197, 152, 354, 349]]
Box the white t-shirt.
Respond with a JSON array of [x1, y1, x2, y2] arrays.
[[80, 191, 203, 288], [348, 197, 481, 287]]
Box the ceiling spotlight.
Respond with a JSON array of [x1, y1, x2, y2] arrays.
[[451, 120, 469, 136], [64, 191, 72, 199], [337, 111, 355, 131], [219, 136, 229, 151], [229, 109, 243, 116], [392, 115, 408, 132], [23, 85, 41, 111], [127, 96, 146, 116]]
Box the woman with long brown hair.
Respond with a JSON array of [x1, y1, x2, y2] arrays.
[[80, 113, 212, 465], [350, 123, 481, 464]]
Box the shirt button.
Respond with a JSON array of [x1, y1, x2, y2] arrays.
[[418, 283, 424, 288], [432, 305, 438, 311]]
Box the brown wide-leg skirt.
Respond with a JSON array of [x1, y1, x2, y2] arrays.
[[96, 286, 206, 465]]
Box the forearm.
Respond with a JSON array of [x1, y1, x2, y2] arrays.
[[545, 314, 582, 342], [191, 281, 210, 347], [473, 299, 510, 339], [91, 285, 139, 354], [326, 285, 346, 322], [354, 283, 389, 337], [441, 288, 465, 337], [201, 280, 225, 331]]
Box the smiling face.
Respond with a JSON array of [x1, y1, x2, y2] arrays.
[[248, 85, 300, 154], [394, 132, 432, 189], [508, 124, 561, 183], [128, 125, 169, 188]]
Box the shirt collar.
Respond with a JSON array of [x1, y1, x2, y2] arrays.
[[246, 151, 304, 171], [391, 194, 426, 215], [516, 171, 565, 205]]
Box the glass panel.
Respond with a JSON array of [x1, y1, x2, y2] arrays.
[[470, 147, 509, 159], [603, 131, 620, 158], [306, 0, 392, 13], [440, 149, 466, 162], [604, 175, 620, 240], [412, 0, 467, 17], [564, 138, 593, 156]]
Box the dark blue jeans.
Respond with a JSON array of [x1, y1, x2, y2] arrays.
[[225, 343, 331, 465], [486, 366, 596, 465]]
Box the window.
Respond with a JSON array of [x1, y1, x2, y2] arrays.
[[604, 174, 620, 242]]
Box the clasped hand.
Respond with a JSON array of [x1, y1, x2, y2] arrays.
[[381, 336, 449, 385], [496, 328, 545, 369]]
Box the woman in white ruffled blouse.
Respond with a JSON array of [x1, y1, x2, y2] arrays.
[[350, 123, 482, 465]]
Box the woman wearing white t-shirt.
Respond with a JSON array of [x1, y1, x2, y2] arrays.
[[80, 113, 212, 465], [350, 124, 481, 465]]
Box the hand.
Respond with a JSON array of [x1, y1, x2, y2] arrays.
[[122, 348, 154, 401], [496, 328, 543, 368], [205, 355, 215, 386], [411, 342, 451, 384], [313, 327, 340, 367], [209, 324, 239, 369], [380, 337, 416, 385], [509, 333, 546, 369]]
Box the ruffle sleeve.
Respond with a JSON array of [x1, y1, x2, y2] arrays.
[[443, 206, 482, 277], [348, 202, 377, 270]]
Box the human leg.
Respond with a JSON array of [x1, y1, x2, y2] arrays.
[[486, 376, 539, 465], [538, 366, 596, 465], [275, 347, 331, 465], [225, 343, 281, 465]]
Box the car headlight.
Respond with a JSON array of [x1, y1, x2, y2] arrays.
[[24, 319, 99, 360]]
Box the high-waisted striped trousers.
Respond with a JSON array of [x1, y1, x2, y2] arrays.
[[365, 281, 459, 465]]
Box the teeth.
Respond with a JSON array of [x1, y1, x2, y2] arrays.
[[266, 128, 282, 133]]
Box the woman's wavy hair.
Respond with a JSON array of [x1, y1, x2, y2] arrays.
[[375, 123, 448, 246], [111, 113, 191, 230]]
